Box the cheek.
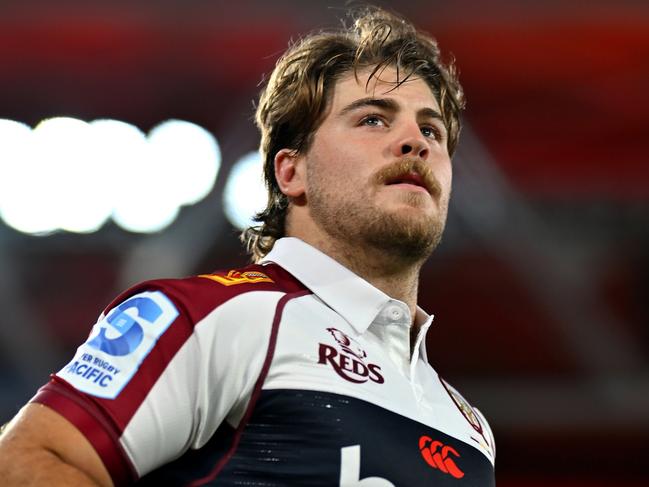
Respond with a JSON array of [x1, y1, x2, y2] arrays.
[[306, 134, 379, 196], [310, 153, 362, 189], [446, 170, 453, 192], [439, 160, 453, 193], [306, 156, 348, 197]]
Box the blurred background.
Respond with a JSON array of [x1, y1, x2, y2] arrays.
[[0, 0, 647, 485]]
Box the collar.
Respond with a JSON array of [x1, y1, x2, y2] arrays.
[[262, 237, 434, 350]]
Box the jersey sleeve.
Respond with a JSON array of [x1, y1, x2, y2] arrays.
[[29, 275, 285, 485], [30, 283, 195, 485]]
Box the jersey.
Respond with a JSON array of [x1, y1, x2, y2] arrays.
[[31, 237, 496, 486]]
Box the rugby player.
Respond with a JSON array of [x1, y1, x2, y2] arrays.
[[0, 6, 495, 486]]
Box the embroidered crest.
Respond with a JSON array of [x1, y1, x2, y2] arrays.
[[442, 377, 495, 458], [440, 377, 483, 434], [200, 270, 274, 286]]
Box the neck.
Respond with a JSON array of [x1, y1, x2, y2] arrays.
[[287, 219, 423, 322]]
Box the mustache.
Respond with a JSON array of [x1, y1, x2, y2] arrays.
[[373, 158, 442, 198]]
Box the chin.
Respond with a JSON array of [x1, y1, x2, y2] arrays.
[[363, 209, 445, 261]]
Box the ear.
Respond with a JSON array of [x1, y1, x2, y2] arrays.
[[274, 148, 306, 199]]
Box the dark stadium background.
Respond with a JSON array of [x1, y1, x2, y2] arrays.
[[1, 0, 647, 485]]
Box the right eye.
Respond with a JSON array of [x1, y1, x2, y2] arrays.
[[360, 115, 387, 128]]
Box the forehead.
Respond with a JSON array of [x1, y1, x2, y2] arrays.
[[330, 66, 440, 112]]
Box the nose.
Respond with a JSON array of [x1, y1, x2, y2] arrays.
[[391, 123, 429, 160]]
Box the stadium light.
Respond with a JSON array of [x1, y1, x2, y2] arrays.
[[222, 151, 267, 230], [0, 120, 40, 234], [0, 117, 222, 235]]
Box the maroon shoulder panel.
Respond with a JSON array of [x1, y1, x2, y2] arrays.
[[30, 262, 306, 485]]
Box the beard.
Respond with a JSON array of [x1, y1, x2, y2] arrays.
[[363, 194, 447, 261], [307, 160, 449, 264]]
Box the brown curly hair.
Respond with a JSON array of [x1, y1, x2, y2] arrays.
[[241, 6, 465, 261]]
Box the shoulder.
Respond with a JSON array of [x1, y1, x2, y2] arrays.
[[439, 376, 496, 458], [438, 377, 483, 431], [103, 262, 306, 325]]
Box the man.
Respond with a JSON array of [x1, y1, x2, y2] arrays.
[[0, 6, 495, 486]]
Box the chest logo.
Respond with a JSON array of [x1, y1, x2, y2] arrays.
[[419, 436, 465, 479], [318, 327, 384, 384]]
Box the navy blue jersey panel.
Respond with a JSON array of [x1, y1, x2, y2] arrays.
[[213, 389, 495, 486], [134, 389, 494, 486]]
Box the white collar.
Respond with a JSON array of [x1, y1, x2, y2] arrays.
[[262, 237, 433, 352]]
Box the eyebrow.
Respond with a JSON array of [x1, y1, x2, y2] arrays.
[[338, 97, 445, 124], [339, 97, 398, 115]]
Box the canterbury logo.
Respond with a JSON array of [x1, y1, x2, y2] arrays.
[[199, 270, 274, 286], [419, 436, 464, 479]]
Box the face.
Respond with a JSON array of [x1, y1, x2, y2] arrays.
[[299, 66, 453, 261]]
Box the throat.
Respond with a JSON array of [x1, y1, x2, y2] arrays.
[[324, 242, 421, 319]]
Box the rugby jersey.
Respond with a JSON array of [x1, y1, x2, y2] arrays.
[[32, 237, 495, 486]]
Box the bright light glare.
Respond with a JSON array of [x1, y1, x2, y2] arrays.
[[0, 120, 35, 233], [223, 151, 267, 230], [0, 117, 221, 235], [148, 120, 221, 206], [33, 118, 109, 233], [90, 119, 170, 234]]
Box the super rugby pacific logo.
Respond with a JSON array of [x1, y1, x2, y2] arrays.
[[318, 328, 384, 384]]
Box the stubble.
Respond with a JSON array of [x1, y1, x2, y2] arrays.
[[307, 158, 449, 265]]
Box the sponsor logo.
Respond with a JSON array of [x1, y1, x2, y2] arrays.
[[419, 436, 464, 479], [64, 353, 120, 388], [339, 445, 395, 487], [318, 327, 384, 384], [88, 295, 164, 356], [199, 270, 274, 286], [58, 290, 178, 399]]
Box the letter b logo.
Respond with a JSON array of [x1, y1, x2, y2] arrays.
[[339, 445, 395, 487]]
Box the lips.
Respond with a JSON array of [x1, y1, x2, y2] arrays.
[[385, 171, 429, 193], [376, 159, 441, 198]]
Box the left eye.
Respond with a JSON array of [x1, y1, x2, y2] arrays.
[[421, 126, 441, 140]]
